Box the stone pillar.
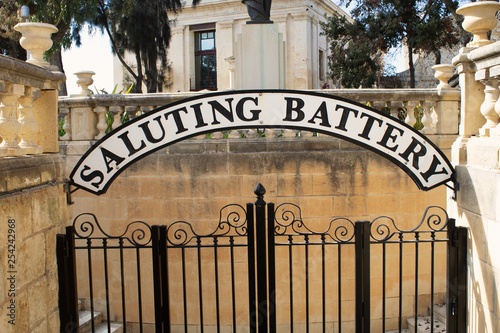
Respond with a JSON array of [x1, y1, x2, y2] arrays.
[[452, 49, 485, 137], [237, 23, 285, 89], [217, 20, 234, 90], [293, 13, 310, 89], [170, 25, 185, 92]]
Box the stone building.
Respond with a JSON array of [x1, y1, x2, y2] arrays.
[[113, 0, 350, 92]]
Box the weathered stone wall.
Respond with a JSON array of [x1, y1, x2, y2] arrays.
[[62, 134, 452, 331], [0, 156, 71, 333]]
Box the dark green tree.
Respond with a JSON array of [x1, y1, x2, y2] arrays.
[[322, 0, 463, 88], [95, 0, 201, 93]]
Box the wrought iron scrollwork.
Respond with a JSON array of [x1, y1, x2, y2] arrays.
[[72, 213, 152, 246], [166, 204, 247, 246], [370, 206, 449, 242], [274, 203, 355, 243]]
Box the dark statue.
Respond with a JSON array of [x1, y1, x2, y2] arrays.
[[242, 0, 273, 24]]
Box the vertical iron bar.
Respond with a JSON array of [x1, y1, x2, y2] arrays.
[[87, 238, 95, 333], [119, 239, 127, 332], [103, 239, 111, 333], [414, 233, 419, 333], [182, 247, 188, 333], [230, 236, 237, 333], [136, 248, 144, 333], [255, 185, 268, 333], [355, 221, 370, 333], [321, 235, 326, 333], [247, 203, 256, 333], [160, 226, 171, 333], [398, 233, 404, 332], [197, 237, 205, 333], [267, 202, 276, 333], [430, 232, 435, 333], [214, 237, 221, 333], [305, 234, 310, 333], [152, 226, 163, 333], [289, 235, 294, 333], [382, 242, 386, 333], [338, 244, 341, 333]]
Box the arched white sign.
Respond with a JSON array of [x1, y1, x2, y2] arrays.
[[70, 90, 455, 195]]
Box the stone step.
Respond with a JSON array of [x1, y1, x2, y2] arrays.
[[430, 303, 447, 325], [82, 321, 123, 333], [79, 310, 103, 333], [407, 316, 446, 333]]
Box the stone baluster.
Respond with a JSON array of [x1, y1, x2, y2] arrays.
[[126, 106, 139, 120], [228, 130, 241, 139], [0, 83, 25, 156], [404, 101, 419, 128], [211, 131, 223, 139], [140, 106, 153, 115], [476, 69, 500, 137], [281, 129, 296, 138], [109, 106, 124, 130], [492, 66, 500, 137], [59, 108, 71, 141], [420, 101, 437, 135], [94, 106, 109, 139], [386, 101, 401, 120], [18, 87, 42, 154], [372, 101, 386, 113]]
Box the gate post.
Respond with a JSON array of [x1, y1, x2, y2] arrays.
[[447, 219, 468, 333], [355, 221, 370, 333], [56, 226, 79, 333]]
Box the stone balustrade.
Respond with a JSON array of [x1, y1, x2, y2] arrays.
[[57, 87, 460, 141], [0, 55, 65, 157]]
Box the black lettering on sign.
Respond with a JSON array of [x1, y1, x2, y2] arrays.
[[334, 105, 358, 132], [358, 113, 383, 140], [236, 97, 261, 121], [283, 97, 305, 122], [118, 131, 146, 157], [399, 137, 427, 169], [377, 124, 405, 152], [101, 147, 125, 173], [165, 107, 189, 134], [80, 165, 104, 189], [138, 116, 166, 144], [210, 98, 234, 124], [420, 155, 449, 182], [308, 101, 331, 127]]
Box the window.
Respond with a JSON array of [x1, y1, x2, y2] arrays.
[[194, 30, 217, 90]]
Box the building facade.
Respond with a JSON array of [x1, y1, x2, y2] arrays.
[[113, 0, 350, 92]]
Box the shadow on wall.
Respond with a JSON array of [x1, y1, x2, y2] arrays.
[[455, 166, 499, 332]]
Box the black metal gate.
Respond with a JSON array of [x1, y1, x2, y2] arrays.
[[57, 184, 467, 333]]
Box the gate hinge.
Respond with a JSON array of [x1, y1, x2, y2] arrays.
[[64, 179, 75, 205]]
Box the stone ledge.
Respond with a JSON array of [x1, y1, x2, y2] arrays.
[[0, 155, 64, 194]]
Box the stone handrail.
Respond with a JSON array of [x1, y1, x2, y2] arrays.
[[57, 88, 460, 141], [0, 54, 65, 157]]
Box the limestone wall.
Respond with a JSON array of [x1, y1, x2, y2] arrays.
[[61, 134, 452, 331], [0, 156, 71, 333]]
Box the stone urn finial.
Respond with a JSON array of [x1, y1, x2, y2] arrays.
[[432, 64, 455, 90], [457, 1, 500, 48], [74, 71, 96, 96], [14, 22, 58, 68]]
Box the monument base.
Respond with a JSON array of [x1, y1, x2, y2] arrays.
[[236, 23, 285, 89]]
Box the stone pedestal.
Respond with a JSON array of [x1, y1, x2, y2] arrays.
[[236, 24, 285, 89]]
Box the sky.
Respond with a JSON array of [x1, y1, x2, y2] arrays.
[[61, 28, 114, 96]]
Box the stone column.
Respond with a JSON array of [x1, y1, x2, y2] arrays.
[[170, 25, 185, 92], [453, 49, 485, 137], [292, 13, 311, 89], [217, 20, 234, 91]]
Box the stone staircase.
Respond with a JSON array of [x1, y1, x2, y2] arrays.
[[387, 304, 447, 333], [78, 299, 124, 333]]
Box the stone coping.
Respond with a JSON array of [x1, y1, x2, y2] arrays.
[[0, 154, 65, 194], [0, 54, 66, 90]]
